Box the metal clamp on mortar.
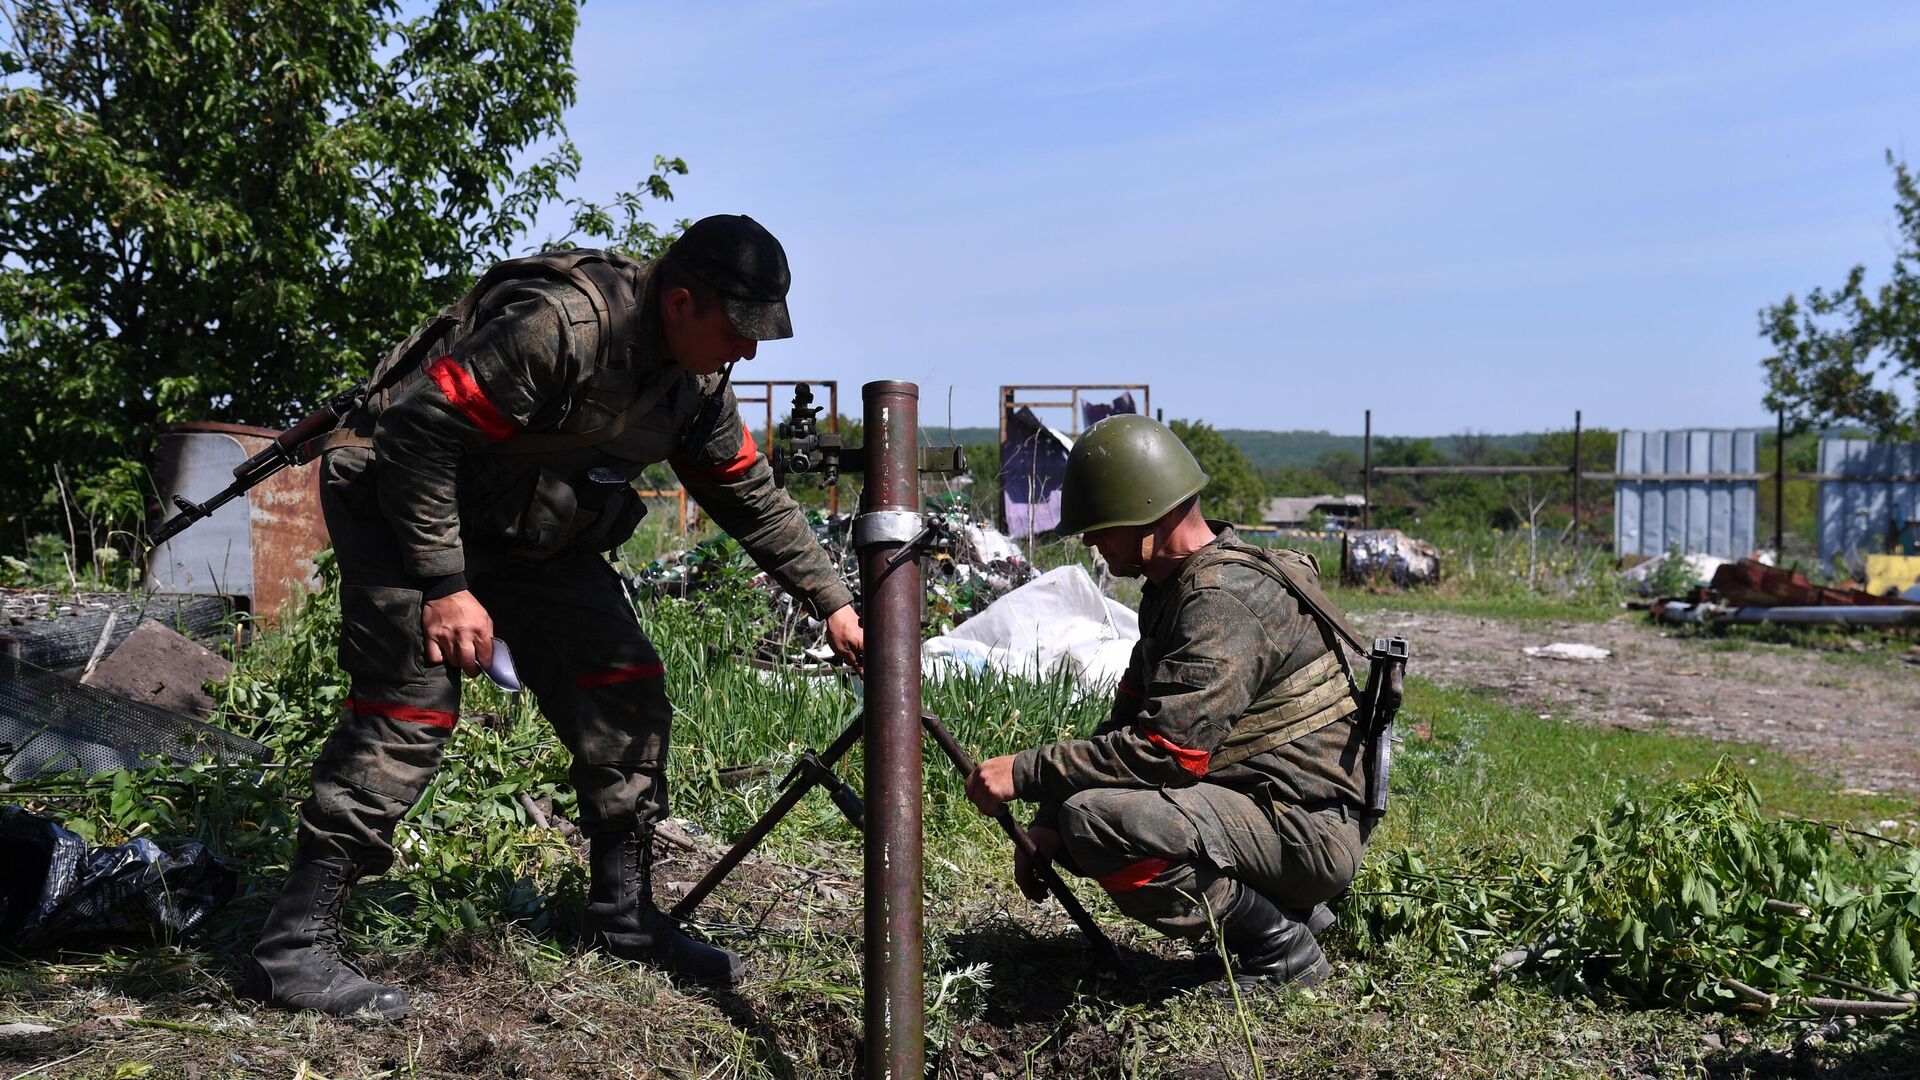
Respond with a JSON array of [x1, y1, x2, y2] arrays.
[[854, 510, 926, 547]]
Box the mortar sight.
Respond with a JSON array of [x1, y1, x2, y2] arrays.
[[771, 383, 966, 488]]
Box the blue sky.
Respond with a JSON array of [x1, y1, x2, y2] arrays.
[[554, 2, 1920, 435]]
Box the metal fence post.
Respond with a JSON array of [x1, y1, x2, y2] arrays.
[[1774, 410, 1785, 555], [1572, 410, 1583, 553], [1363, 409, 1372, 530]]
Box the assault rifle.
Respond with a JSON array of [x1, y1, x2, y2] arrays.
[[147, 382, 370, 548], [1360, 636, 1410, 832]]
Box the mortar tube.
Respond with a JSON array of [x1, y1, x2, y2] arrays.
[[859, 380, 925, 1080]]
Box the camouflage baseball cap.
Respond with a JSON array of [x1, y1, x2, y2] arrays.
[[664, 214, 794, 340]]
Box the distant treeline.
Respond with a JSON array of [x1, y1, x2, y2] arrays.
[[948, 425, 1549, 474]]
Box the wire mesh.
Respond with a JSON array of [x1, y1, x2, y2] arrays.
[[0, 654, 267, 781]]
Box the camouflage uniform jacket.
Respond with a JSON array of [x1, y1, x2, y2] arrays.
[[1010, 525, 1366, 812], [340, 254, 853, 617]]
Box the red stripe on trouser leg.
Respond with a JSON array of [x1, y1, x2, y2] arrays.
[[346, 697, 458, 729], [425, 356, 517, 441], [1097, 857, 1171, 893], [575, 660, 667, 689], [1146, 732, 1211, 777]]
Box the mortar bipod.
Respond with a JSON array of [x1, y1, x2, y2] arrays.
[[666, 705, 1124, 967], [669, 704, 864, 921]]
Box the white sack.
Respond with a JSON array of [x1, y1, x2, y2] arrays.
[[922, 565, 1138, 687]]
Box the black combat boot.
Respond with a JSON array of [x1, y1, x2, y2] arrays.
[[1172, 884, 1330, 995], [584, 830, 743, 986], [1206, 883, 1330, 994], [243, 858, 411, 1020], [1295, 902, 1336, 937], [1186, 901, 1333, 981]]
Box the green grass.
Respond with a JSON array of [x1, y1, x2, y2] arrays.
[[1377, 679, 1905, 858]]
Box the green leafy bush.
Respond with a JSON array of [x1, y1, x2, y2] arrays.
[[1351, 761, 1920, 1016]]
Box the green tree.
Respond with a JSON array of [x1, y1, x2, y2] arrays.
[[1760, 153, 1920, 438], [0, 0, 682, 541], [1168, 418, 1267, 525]]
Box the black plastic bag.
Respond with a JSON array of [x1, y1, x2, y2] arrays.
[[0, 805, 236, 951]]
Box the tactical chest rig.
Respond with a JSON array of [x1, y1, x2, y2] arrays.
[[1157, 538, 1409, 828]]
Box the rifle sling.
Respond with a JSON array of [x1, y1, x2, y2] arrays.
[[1205, 548, 1370, 658]]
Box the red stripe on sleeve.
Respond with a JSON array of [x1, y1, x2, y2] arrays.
[[678, 422, 759, 482], [425, 356, 517, 441], [347, 697, 458, 729], [1146, 732, 1212, 778], [575, 660, 667, 689], [1097, 857, 1171, 894], [1116, 679, 1141, 700]]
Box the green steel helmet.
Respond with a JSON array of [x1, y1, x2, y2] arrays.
[[1057, 415, 1209, 535]]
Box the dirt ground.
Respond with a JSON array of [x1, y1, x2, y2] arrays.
[[1356, 609, 1920, 803]]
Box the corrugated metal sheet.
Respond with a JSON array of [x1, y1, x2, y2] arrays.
[[1613, 430, 1758, 557], [1818, 439, 1920, 565]]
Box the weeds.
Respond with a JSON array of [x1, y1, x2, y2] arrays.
[[1351, 762, 1919, 1017]]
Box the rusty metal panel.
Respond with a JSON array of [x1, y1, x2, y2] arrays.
[[1818, 439, 1920, 566], [1614, 430, 1757, 558], [235, 430, 326, 620], [144, 424, 326, 620]]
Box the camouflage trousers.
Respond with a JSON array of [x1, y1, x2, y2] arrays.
[[297, 477, 672, 875], [1045, 785, 1363, 941]]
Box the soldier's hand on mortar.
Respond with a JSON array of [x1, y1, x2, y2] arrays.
[[423, 590, 495, 676], [965, 754, 1018, 817], [824, 605, 864, 674], [1013, 824, 1061, 902]]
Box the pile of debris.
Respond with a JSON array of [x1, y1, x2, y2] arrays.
[[630, 498, 1040, 661], [1341, 529, 1441, 588], [2, 590, 232, 670], [0, 594, 263, 952], [1650, 558, 1920, 629]]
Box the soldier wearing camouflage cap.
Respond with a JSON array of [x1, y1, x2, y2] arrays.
[[245, 215, 862, 1020], [966, 415, 1370, 994]]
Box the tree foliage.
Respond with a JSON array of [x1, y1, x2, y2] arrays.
[[1760, 153, 1920, 438], [1168, 418, 1266, 525], [0, 0, 682, 538]]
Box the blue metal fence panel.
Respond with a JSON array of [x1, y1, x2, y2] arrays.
[[1818, 439, 1920, 565], [1613, 430, 1757, 557]]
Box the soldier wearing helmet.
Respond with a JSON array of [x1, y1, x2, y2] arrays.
[[966, 415, 1369, 993]]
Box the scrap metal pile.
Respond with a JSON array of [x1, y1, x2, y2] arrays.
[[630, 496, 1039, 662], [1649, 557, 1920, 629]]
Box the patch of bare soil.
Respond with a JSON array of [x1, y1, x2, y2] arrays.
[[1358, 610, 1920, 800]]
